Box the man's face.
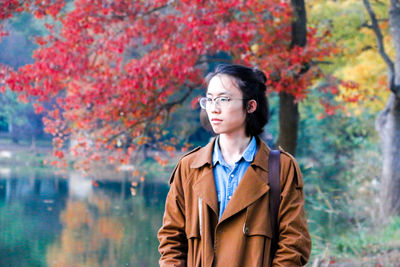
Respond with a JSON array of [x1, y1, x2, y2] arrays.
[[206, 74, 247, 136]]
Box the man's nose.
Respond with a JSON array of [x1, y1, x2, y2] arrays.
[[210, 101, 220, 113]]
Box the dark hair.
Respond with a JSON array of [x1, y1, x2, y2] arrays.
[[205, 63, 269, 137]]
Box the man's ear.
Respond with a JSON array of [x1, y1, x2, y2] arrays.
[[247, 100, 257, 113]]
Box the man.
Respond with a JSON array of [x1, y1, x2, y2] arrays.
[[158, 64, 311, 266]]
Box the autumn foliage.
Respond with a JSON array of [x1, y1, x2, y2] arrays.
[[47, 197, 123, 267], [0, 0, 337, 168]]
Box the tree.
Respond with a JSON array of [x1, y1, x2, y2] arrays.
[[277, 0, 306, 155], [307, 0, 395, 218], [0, 0, 336, 170], [363, 0, 400, 217], [307, 0, 391, 114]]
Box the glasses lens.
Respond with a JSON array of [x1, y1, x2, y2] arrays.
[[199, 97, 207, 109]]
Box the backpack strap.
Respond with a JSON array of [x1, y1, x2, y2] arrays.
[[268, 149, 281, 261]]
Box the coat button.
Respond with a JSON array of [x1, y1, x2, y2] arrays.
[[243, 225, 249, 235]]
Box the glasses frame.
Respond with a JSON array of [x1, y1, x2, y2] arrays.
[[198, 96, 249, 110]]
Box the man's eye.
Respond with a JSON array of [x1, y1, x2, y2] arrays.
[[206, 98, 213, 102], [219, 97, 230, 102]]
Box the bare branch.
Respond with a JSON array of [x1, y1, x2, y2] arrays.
[[105, 84, 196, 144], [163, 84, 196, 111], [362, 45, 373, 51], [196, 58, 233, 65], [374, 0, 386, 5], [363, 0, 396, 93], [358, 18, 388, 29], [309, 60, 333, 65], [142, 4, 170, 16], [110, 3, 170, 20]]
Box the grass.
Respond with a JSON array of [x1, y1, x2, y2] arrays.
[[310, 216, 400, 265]]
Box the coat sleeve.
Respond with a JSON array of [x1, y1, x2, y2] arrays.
[[158, 161, 188, 267], [273, 153, 311, 266]]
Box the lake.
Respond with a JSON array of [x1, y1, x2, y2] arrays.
[[0, 171, 169, 267]]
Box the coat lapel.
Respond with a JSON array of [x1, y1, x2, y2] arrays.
[[218, 165, 269, 224], [219, 139, 271, 225], [191, 137, 219, 217], [193, 166, 219, 217], [190, 136, 272, 224]]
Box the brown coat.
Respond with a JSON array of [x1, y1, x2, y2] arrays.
[[158, 137, 311, 267]]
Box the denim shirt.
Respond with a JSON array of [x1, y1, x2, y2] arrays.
[[212, 136, 258, 219]]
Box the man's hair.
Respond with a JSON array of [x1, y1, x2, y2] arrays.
[[205, 63, 269, 137]]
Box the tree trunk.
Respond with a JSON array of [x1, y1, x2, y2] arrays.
[[364, 0, 400, 216], [8, 115, 19, 144], [277, 0, 306, 155], [376, 95, 400, 217], [30, 135, 36, 151], [277, 93, 299, 154], [376, 0, 400, 217]]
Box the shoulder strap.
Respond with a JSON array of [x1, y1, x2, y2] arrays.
[[268, 149, 281, 260]]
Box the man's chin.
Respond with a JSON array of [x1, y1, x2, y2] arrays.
[[211, 127, 222, 134]]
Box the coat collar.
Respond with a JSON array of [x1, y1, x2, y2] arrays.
[[251, 136, 270, 172], [189, 137, 216, 169], [190, 136, 270, 171], [191, 136, 272, 222]]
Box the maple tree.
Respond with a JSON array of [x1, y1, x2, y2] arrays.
[[0, 0, 337, 170], [307, 0, 392, 115]]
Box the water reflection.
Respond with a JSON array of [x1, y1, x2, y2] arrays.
[[0, 172, 169, 267]]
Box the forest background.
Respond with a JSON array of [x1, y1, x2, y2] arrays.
[[0, 0, 400, 265]]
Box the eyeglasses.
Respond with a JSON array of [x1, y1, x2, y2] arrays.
[[199, 96, 247, 110]]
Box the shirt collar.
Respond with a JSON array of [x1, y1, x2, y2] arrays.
[[212, 135, 257, 167]]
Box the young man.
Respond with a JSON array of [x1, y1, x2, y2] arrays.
[[158, 64, 311, 267]]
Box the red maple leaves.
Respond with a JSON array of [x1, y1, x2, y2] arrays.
[[1, 0, 338, 168]]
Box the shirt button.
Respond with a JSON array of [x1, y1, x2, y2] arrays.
[[230, 174, 234, 178], [228, 196, 231, 200]]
